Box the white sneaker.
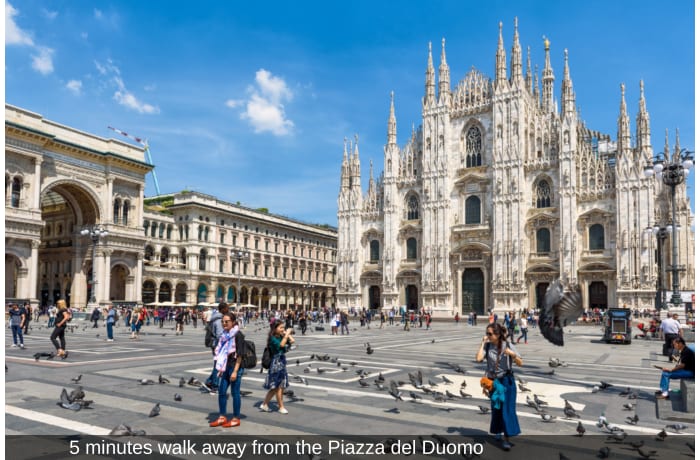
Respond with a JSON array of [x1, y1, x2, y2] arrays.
[[279, 408, 289, 414], [19, 344, 24, 349], [11, 344, 17, 348], [106, 339, 114, 342], [259, 403, 271, 412]]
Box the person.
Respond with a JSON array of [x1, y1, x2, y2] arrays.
[[48, 304, 57, 327], [174, 307, 185, 335], [656, 336, 694, 399], [476, 322, 522, 451], [660, 312, 682, 362], [260, 319, 295, 414], [209, 312, 245, 427], [130, 307, 144, 339], [455, 313, 460, 324], [23, 303, 32, 334], [506, 312, 516, 344], [341, 310, 350, 335], [90, 306, 101, 328], [298, 311, 307, 335], [9, 303, 26, 349], [205, 302, 229, 393], [191, 308, 198, 328], [516, 313, 528, 344], [472, 311, 478, 327], [105, 304, 116, 342], [51, 299, 71, 359], [425, 311, 432, 330]]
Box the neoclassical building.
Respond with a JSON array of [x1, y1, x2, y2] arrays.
[[336, 21, 694, 317], [5, 104, 338, 310]]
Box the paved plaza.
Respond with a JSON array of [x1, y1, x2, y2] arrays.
[[5, 316, 695, 458]]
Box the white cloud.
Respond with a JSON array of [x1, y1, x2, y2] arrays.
[[234, 69, 294, 136], [66, 80, 82, 95], [31, 46, 54, 75], [6, 2, 34, 46], [41, 9, 58, 20], [94, 59, 160, 114], [94, 9, 103, 20]]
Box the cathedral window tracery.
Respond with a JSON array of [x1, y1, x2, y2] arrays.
[[535, 179, 552, 208], [465, 126, 482, 167], [406, 194, 420, 220]]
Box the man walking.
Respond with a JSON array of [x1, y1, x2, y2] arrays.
[[106, 304, 116, 342], [660, 312, 682, 362], [9, 304, 26, 349], [91, 306, 101, 328]]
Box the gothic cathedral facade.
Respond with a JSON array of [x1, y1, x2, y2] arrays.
[[336, 21, 694, 317]]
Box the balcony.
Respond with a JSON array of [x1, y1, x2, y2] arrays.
[[581, 248, 614, 263], [528, 251, 558, 264]]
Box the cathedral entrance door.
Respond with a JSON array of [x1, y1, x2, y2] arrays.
[[589, 281, 608, 309], [369, 286, 381, 310], [462, 269, 484, 315], [405, 285, 418, 309], [536, 283, 549, 310]]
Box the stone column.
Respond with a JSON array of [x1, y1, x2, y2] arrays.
[[101, 248, 112, 304], [457, 268, 463, 314], [135, 252, 144, 304], [32, 158, 42, 211], [126, 275, 135, 302], [29, 240, 40, 303], [105, 177, 114, 224]]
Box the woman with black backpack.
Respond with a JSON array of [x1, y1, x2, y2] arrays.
[[209, 312, 244, 428]]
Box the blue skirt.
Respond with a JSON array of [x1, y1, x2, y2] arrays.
[[489, 373, 521, 437], [263, 353, 289, 390]]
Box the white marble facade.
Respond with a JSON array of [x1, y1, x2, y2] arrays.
[[336, 22, 695, 317]]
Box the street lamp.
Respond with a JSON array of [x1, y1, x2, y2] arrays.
[[80, 225, 108, 305], [644, 147, 694, 308], [302, 283, 313, 311], [231, 249, 249, 310]]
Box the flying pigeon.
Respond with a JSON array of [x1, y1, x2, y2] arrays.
[[539, 280, 583, 346], [388, 381, 403, 401]]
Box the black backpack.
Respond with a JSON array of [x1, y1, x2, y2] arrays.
[[237, 333, 257, 369], [261, 340, 272, 370], [204, 320, 216, 349]]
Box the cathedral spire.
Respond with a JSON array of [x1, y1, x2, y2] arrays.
[[664, 128, 670, 162], [560, 49, 575, 116], [636, 80, 651, 153], [510, 17, 522, 84], [674, 128, 682, 162], [495, 22, 507, 89], [340, 137, 349, 190], [534, 65, 540, 107], [424, 42, 435, 107], [541, 35, 555, 113], [525, 46, 533, 94], [617, 83, 631, 151], [387, 91, 397, 145], [438, 38, 451, 104]]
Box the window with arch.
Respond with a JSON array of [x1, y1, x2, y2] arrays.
[[122, 200, 129, 225], [465, 196, 481, 224], [178, 225, 183, 240], [159, 223, 165, 238], [465, 126, 482, 167], [199, 249, 207, 271], [204, 226, 210, 242], [180, 249, 187, 266], [144, 221, 149, 236], [144, 245, 154, 261], [113, 199, 121, 224], [198, 225, 203, 241], [536, 228, 551, 253], [589, 224, 605, 250], [535, 179, 552, 208], [407, 237, 418, 260], [406, 195, 420, 220], [160, 247, 170, 263], [370, 240, 380, 262], [150, 224, 157, 238], [166, 224, 172, 239]]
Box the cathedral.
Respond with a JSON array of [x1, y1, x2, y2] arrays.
[[336, 20, 695, 317]]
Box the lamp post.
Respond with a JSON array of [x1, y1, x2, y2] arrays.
[[302, 283, 313, 311], [231, 249, 249, 310], [644, 147, 694, 308], [80, 225, 108, 306]]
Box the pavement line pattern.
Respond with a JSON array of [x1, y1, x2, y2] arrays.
[[5, 405, 112, 435]]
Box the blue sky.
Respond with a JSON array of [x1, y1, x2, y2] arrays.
[[5, 1, 695, 226]]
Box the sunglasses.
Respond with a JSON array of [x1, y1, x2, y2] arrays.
[[486, 332, 496, 337]]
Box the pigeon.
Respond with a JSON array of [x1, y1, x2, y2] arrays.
[[296, 359, 300, 366], [283, 389, 295, 397], [69, 386, 85, 402], [563, 407, 580, 419], [526, 395, 540, 409], [461, 380, 467, 389], [607, 431, 627, 442], [316, 368, 326, 374], [599, 381, 613, 390], [596, 412, 607, 428], [431, 339, 435, 344], [377, 373, 385, 382], [540, 413, 556, 422], [178, 377, 186, 388], [477, 405, 490, 414], [358, 379, 370, 388], [592, 385, 601, 393], [627, 392, 638, 400], [158, 374, 170, 384], [628, 440, 644, 449], [622, 403, 635, 411], [636, 447, 657, 459], [564, 399, 574, 411], [384, 407, 400, 414], [365, 343, 374, 354], [109, 424, 146, 436], [518, 383, 531, 392], [549, 357, 564, 368], [432, 392, 447, 403], [408, 370, 424, 388], [441, 375, 453, 384], [139, 379, 156, 385], [71, 375, 82, 384], [445, 390, 459, 399], [625, 414, 639, 425], [409, 391, 422, 401], [428, 379, 438, 387], [375, 382, 386, 390], [618, 387, 631, 396], [664, 423, 687, 433], [534, 394, 548, 406], [304, 366, 312, 374], [597, 447, 610, 458], [388, 381, 403, 401], [33, 351, 55, 361], [539, 279, 583, 346], [174, 394, 182, 402], [240, 390, 253, 397], [576, 421, 585, 436], [59, 388, 81, 411], [148, 403, 160, 417]]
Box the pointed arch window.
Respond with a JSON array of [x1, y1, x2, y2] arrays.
[[589, 224, 605, 250], [536, 180, 551, 208], [406, 195, 420, 220], [370, 240, 380, 262], [536, 228, 551, 253], [407, 237, 418, 260], [465, 126, 482, 167], [465, 196, 481, 224]]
